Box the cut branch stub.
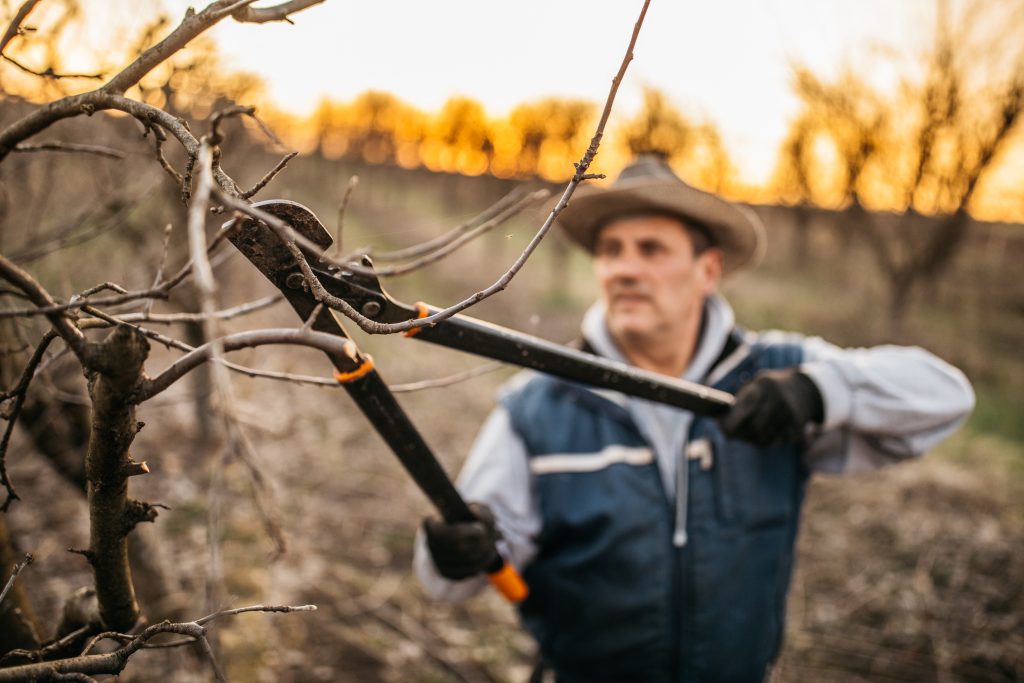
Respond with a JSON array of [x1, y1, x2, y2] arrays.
[[84, 325, 150, 632]]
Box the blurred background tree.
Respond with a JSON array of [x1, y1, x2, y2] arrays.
[[617, 87, 733, 193], [773, 0, 1024, 329]]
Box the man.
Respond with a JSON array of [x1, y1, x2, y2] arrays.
[[412, 155, 975, 683]]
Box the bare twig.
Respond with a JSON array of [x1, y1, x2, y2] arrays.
[[0, 293, 156, 320], [136, 328, 359, 400], [357, 185, 526, 263], [12, 142, 124, 158], [0, 603, 316, 682], [230, 0, 326, 24], [0, 254, 90, 359], [143, 123, 185, 189], [352, 188, 550, 277], [240, 151, 297, 199], [127, 295, 282, 325], [0, 329, 58, 510], [77, 282, 128, 298], [1, 53, 103, 79], [188, 143, 219, 302], [49, 672, 98, 682], [0, 0, 41, 55], [365, 602, 485, 683], [389, 362, 504, 394], [333, 175, 359, 255], [195, 602, 316, 626], [197, 635, 229, 683], [183, 139, 233, 620], [10, 194, 141, 265], [0, 219, 240, 321], [0, 625, 89, 666], [80, 304, 346, 392], [0, 289, 30, 302], [302, 302, 324, 332], [0, 552, 32, 606], [229, 423, 287, 557], [0, 330, 57, 404], [0, 0, 103, 80], [239, 108, 288, 150], [144, 224, 175, 317], [208, 104, 254, 145]]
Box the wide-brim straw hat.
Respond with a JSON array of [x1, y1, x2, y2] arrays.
[[557, 154, 766, 274]]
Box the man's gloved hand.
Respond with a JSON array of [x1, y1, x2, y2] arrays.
[[423, 502, 501, 581], [719, 369, 824, 447]]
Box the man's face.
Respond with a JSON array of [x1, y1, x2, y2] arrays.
[[593, 214, 722, 348]]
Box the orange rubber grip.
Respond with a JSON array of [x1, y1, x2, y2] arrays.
[[488, 561, 529, 603], [333, 356, 375, 384], [401, 302, 431, 338]]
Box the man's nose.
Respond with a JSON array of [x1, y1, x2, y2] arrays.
[[606, 251, 645, 280]]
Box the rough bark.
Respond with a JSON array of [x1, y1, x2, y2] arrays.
[[83, 325, 151, 632], [15, 366, 189, 624]]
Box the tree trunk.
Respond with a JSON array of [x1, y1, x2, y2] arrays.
[[84, 325, 151, 632], [791, 205, 813, 263], [15, 362, 189, 625], [887, 270, 916, 339]]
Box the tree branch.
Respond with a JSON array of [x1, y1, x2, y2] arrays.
[[358, 185, 527, 263], [0, 329, 58, 510], [84, 325, 151, 631], [0, 553, 32, 607], [332, 175, 359, 256], [230, 0, 326, 24], [0, 218, 242, 320], [1, 53, 104, 80], [11, 142, 124, 159], [0, 0, 318, 167], [0, 253, 90, 360], [124, 295, 282, 325], [103, 1, 256, 96], [135, 328, 360, 401], [78, 305, 356, 393], [0, 0, 41, 55], [390, 362, 503, 394], [344, 188, 550, 277], [0, 603, 315, 682], [240, 152, 297, 199]]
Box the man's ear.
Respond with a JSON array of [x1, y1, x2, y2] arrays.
[[698, 248, 723, 294]]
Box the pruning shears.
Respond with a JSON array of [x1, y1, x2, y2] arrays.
[[224, 200, 735, 603]]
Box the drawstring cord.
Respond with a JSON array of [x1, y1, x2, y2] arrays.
[[674, 447, 688, 547]]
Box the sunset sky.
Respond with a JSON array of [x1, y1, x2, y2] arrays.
[[8, 0, 1019, 216], [155, 0, 937, 185]]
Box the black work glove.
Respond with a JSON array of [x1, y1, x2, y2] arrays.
[[719, 369, 824, 447], [423, 502, 501, 581]]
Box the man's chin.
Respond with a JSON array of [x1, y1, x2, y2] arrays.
[[607, 315, 657, 342]]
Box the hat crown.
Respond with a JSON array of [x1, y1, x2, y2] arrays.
[[614, 153, 685, 186], [557, 154, 766, 274]]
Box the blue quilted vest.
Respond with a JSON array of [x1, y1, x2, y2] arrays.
[[501, 335, 807, 683]]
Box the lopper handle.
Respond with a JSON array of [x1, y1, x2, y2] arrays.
[[486, 557, 529, 603]]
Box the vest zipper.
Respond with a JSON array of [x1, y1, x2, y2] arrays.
[[670, 457, 687, 683]]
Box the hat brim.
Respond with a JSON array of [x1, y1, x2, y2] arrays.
[[557, 178, 765, 274]]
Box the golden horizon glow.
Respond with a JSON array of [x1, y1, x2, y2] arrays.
[[1, 0, 1022, 222]]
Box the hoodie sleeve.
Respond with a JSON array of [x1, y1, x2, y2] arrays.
[[797, 337, 975, 473], [413, 407, 541, 601]]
